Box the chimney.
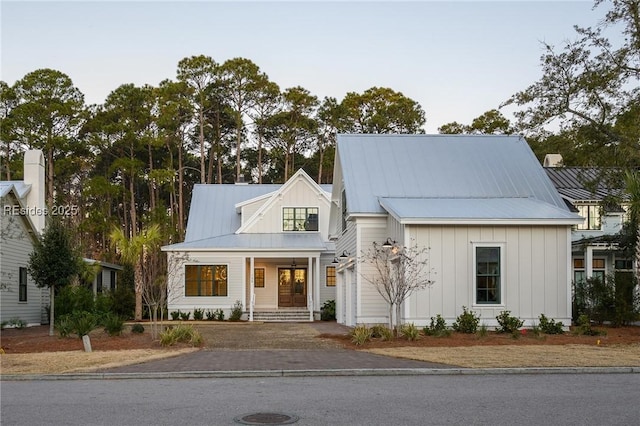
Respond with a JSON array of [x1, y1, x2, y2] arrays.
[[23, 150, 46, 234], [235, 175, 248, 185], [543, 154, 563, 168]]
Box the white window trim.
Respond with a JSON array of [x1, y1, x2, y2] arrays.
[[472, 242, 506, 307]]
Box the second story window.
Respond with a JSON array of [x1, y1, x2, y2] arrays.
[[576, 204, 601, 230], [283, 207, 318, 231]]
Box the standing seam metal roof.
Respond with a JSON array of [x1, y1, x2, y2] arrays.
[[337, 134, 574, 219]]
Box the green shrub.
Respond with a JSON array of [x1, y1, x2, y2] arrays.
[[159, 324, 203, 347], [423, 314, 451, 337], [55, 315, 74, 337], [103, 314, 125, 336], [574, 314, 606, 336], [453, 306, 480, 334], [170, 311, 181, 321], [371, 324, 393, 341], [69, 311, 98, 338], [400, 323, 420, 341], [321, 299, 336, 321], [193, 308, 204, 321], [55, 285, 94, 318], [215, 309, 225, 321], [229, 300, 243, 321], [94, 293, 114, 319], [350, 324, 372, 346], [496, 310, 524, 333], [5, 317, 27, 329], [131, 323, 145, 334], [179, 311, 190, 321], [107, 286, 135, 319], [205, 310, 216, 321], [538, 314, 564, 335]]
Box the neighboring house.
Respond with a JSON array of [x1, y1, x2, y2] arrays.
[[0, 150, 49, 326], [543, 156, 635, 286], [83, 259, 122, 296], [162, 169, 336, 321], [328, 134, 582, 328]]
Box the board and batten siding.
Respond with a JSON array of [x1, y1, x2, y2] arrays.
[[0, 210, 45, 326], [167, 252, 245, 318], [404, 225, 571, 327], [242, 178, 331, 240], [354, 217, 390, 324]]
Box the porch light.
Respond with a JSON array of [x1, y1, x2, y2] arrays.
[[332, 257, 340, 264], [339, 250, 350, 258], [291, 258, 297, 268], [381, 238, 396, 248]]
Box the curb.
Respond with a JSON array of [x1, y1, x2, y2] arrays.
[[3, 366, 639, 381]]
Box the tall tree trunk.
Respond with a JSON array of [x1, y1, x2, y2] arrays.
[[257, 130, 263, 184], [199, 105, 205, 184], [134, 262, 143, 321], [178, 142, 185, 236], [236, 125, 242, 182], [317, 147, 324, 184], [129, 171, 137, 238], [148, 143, 156, 212]]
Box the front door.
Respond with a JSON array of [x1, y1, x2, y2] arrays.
[[278, 268, 307, 307]]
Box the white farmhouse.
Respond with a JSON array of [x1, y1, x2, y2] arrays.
[[328, 134, 582, 328]]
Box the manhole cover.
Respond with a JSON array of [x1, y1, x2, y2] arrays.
[[234, 412, 299, 425]]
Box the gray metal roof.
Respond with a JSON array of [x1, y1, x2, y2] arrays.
[[379, 197, 580, 223], [0, 181, 30, 199], [183, 184, 281, 242], [166, 181, 332, 251], [165, 233, 335, 251], [337, 134, 578, 221], [544, 167, 624, 202]]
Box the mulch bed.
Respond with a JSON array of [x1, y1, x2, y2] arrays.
[[2, 323, 639, 354]]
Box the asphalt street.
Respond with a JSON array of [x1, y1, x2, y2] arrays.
[[2, 373, 639, 425]]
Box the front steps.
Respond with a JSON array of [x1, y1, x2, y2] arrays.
[[250, 309, 313, 322]]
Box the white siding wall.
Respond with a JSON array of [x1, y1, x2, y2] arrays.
[[405, 225, 571, 327], [167, 251, 246, 319], [240, 198, 269, 227], [318, 254, 337, 306], [0, 211, 45, 326], [354, 217, 389, 324], [243, 178, 331, 240]]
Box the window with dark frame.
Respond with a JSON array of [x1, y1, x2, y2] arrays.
[[185, 265, 228, 296], [97, 272, 103, 293], [341, 190, 347, 232], [254, 268, 265, 287], [326, 266, 336, 287], [283, 207, 319, 231], [110, 270, 117, 290], [476, 247, 501, 304], [575, 204, 601, 230], [19, 267, 27, 302]]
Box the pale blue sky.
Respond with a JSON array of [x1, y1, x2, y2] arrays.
[[1, 1, 609, 132]]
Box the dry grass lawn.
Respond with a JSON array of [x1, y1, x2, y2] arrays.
[[366, 344, 640, 368]]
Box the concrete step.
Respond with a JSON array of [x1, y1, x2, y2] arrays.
[[251, 310, 312, 322]]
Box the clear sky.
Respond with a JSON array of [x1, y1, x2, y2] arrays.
[[1, 0, 609, 133]]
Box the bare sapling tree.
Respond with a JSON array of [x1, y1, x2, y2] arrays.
[[360, 240, 434, 334], [144, 251, 191, 339]]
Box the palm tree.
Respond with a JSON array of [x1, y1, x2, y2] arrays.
[[109, 224, 162, 321], [624, 170, 640, 286]]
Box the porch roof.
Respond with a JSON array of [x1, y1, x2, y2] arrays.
[[163, 232, 335, 252], [379, 196, 583, 224]]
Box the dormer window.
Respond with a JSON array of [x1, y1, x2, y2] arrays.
[[575, 204, 601, 230], [283, 207, 319, 231]]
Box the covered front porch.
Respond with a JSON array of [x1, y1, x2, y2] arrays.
[[243, 253, 334, 321]]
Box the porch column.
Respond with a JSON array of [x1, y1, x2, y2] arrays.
[[585, 246, 594, 279], [249, 256, 255, 321], [314, 255, 321, 313], [308, 256, 314, 321]]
